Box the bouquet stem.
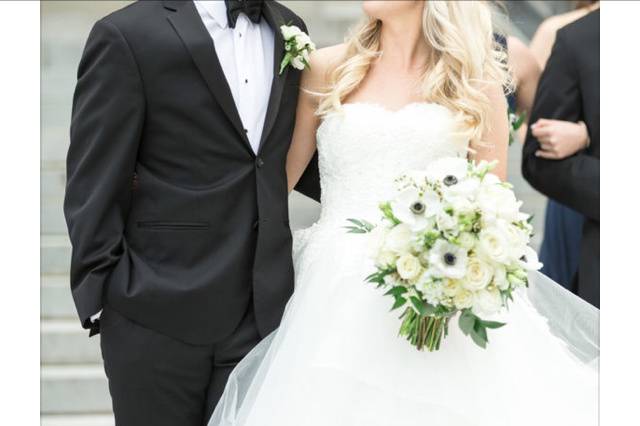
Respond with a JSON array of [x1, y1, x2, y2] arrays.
[[400, 308, 450, 352]]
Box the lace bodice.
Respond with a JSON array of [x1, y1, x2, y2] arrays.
[[315, 102, 469, 226]]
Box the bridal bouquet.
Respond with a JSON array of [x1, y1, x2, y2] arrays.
[[346, 158, 542, 351]]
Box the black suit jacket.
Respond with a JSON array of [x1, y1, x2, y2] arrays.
[[64, 0, 320, 343], [522, 10, 599, 307]]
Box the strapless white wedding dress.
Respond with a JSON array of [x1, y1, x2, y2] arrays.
[[209, 103, 599, 426]]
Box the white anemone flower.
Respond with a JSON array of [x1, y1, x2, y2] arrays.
[[518, 246, 543, 271], [391, 186, 442, 231], [428, 239, 468, 279], [425, 157, 469, 188]]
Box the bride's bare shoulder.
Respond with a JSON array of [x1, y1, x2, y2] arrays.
[[302, 43, 348, 90]]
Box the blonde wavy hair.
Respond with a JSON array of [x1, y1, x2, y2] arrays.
[[317, 0, 513, 148]]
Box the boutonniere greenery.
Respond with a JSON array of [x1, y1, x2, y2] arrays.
[[279, 24, 316, 74]]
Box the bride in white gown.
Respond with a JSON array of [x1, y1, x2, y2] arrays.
[[209, 1, 598, 425]]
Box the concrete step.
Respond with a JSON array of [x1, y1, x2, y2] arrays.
[[42, 274, 76, 319], [42, 319, 101, 365], [42, 234, 71, 275], [41, 414, 114, 426], [41, 364, 111, 415]]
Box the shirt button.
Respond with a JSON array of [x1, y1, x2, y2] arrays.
[[256, 158, 265, 168], [245, 79, 248, 84]]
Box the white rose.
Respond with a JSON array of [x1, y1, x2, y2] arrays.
[[375, 250, 397, 268], [396, 254, 422, 280], [477, 226, 510, 264], [472, 288, 503, 317], [442, 278, 462, 297], [280, 25, 302, 40], [290, 55, 305, 70], [463, 257, 493, 291], [385, 224, 413, 255], [294, 32, 312, 50], [453, 289, 474, 310], [367, 226, 388, 259], [477, 182, 521, 223], [492, 264, 510, 290]]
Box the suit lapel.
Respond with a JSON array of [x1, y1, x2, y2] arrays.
[[164, 0, 254, 156], [258, 1, 289, 154]]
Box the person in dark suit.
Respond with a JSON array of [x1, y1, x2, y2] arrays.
[[64, 1, 319, 424], [522, 10, 599, 308]]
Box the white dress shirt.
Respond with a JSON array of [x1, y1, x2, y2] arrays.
[[90, 1, 276, 325], [194, 0, 275, 154]]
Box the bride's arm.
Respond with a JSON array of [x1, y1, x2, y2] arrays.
[[471, 83, 510, 181], [287, 46, 342, 193]]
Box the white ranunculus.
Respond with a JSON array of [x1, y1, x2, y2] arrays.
[[280, 25, 303, 40], [453, 289, 474, 310], [472, 288, 503, 317], [518, 246, 543, 271], [477, 226, 511, 264], [425, 157, 469, 186], [457, 232, 477, 250], [463, 256, 493, 291], [385, 223, 413, 255], [492, 264, 510, 290], [428, 239, 468, 279], [396, 254, 422, 280]]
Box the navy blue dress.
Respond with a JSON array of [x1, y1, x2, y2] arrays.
[[496, 33, 585, 289]]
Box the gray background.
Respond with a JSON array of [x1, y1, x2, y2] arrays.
[[41, 2, 571, 424]]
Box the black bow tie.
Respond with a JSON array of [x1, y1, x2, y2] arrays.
[[224, 0, 265, 28]]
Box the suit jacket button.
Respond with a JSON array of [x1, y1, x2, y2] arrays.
[[256, 158, 265, 168]]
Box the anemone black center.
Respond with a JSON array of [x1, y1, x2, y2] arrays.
[[444, 253, 457, 265], [410, 201, 425, 215], [443, 175, 458, 186]]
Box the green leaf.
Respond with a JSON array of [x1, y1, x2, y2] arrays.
[[410, 296, 427, 316], [479, 320, 506, 329], [470, 327, 488, 349], [391, 296, 407, 311], [458, 310, 475, 336], [384, 286, 408, 297]]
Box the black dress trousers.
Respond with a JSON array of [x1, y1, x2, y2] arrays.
[[100, 303, 261, 426]]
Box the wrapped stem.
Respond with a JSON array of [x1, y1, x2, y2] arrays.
[[399, 308, 451, 352]]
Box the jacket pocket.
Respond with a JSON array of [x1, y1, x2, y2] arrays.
[[137, 221, 210, 231]]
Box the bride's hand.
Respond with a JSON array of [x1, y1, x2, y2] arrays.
[[531, 119, 589, 160]]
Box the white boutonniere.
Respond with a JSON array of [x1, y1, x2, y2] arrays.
[[279, 25, 316, 74]]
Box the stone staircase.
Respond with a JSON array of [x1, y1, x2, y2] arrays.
[[41, 2, 563, 424]]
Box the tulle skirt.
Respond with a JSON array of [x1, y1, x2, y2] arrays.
[[209, 224, 599, 426]]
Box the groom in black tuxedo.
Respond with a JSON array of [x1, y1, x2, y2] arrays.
[[64, 1, 319, 424], [522, 10, 600, 308]]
